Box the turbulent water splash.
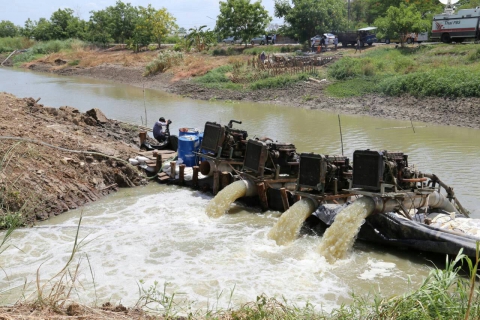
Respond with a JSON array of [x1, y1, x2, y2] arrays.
[[206, 180, 247, 218], [318, 197, 375, 263], [268, 199, 316, 245]]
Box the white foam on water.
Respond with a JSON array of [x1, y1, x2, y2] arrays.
[[0, 185, 432, 312], [358, 259, 397, 280]]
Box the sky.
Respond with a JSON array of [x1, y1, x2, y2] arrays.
[[1, 0, 283, 30]]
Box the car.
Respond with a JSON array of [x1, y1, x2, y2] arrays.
[[222, 36, 243, 45], [250, 35, 275, 45], [310, 33, 336, 46], [250, 35, 266, 45]]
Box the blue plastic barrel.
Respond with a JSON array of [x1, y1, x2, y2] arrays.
[[178, 135, 200, 167], [178, 128, 199, 137]]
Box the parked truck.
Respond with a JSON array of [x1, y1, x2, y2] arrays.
[[337, 27, 377, 47], [431, 6, 480, 43], [384, 32, 429, 44]]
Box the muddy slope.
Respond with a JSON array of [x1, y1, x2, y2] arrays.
[[0, 92, 147, 224]]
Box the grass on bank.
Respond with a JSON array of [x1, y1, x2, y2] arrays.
[[209, 44, 303, 57], [11, 39, 88, 66], [130, 247, 480, 319], [0, 37, 35, 53], [193, 63, 315, 91], [326, 44, 480, 98]]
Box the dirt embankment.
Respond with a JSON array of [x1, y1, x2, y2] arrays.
[[7, 49, 480, 129], [0, 92, 147, 225]]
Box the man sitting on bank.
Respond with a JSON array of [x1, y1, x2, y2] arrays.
[[153, 117, 169, 143]]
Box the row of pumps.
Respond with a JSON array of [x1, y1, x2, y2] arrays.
[[194, 120, 468, 218]]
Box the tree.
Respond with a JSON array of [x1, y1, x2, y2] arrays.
[[22, 18, 35, 38], [187, 25, 216, 52], [137, 5, 178, 48], [365, 0, 442, 24], [458, 0, 480, 9], [216, 0, 271, 46], [33, 18, 53, 41], [178, 27, 187, 35], [274, 0, 346, 43], [0, 20, 18, 37], [50, 8, 78, 39], [87, 10, 114, 46], [374, 4, 429, 47], [106, 1, 138, 43]]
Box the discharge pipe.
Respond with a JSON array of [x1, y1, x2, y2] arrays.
[[205, 178, 258, 218], [200, 159, 233, 176], [369, 191, 459, 216]]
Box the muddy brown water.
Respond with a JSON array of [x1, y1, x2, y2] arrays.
[[1, 68, 480, 311]]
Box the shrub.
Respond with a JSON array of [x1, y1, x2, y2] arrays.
[[195, 65, 233, 83], [144, 50, 184, 76], [328, 57, 362, 80], [212, 48, 227, 56], [12, 50, 38, 64], [362, 62, 375, 77], [0, 37, 34, 53], [393, 56, 412, 73], [164, 35, 182, 44], [173, 43, 183, 52], [376, 67, 480, 97], [467, 47, 480, 62]]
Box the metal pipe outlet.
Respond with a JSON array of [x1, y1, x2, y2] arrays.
[[371, 191, 459, 215]]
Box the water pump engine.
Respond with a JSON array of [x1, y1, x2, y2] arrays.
[[352, 150, 419, 192], [200, 120, 248, 159], [296, 153, 351, 195], [242, 139, 299, 178]]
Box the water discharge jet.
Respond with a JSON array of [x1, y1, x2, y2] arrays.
[[267, 198, 317, 245], [205, 180, 257, 218], [317, 197, 375, 263]]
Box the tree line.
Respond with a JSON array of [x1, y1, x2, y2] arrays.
[[0, 1, 178, 48], [1, 0, 480, 49]]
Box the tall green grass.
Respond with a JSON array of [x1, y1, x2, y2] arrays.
[[11, 39, 87, 65], [195, 64, 313, 91], [195, 65, 233, 83], [0, 37, 34, 53], [327, 44, 480, 97], [143, 50, 184, 76]]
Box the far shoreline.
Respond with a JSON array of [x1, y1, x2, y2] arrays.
[[2, 57, 480, 130]]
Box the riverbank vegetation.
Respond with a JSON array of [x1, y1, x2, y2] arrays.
[[327, 43, 480, 98]]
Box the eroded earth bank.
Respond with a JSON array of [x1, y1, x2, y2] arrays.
[[0, 92, 146, 226]]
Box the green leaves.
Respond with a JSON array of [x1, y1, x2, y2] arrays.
[[216, 0, 272, 46], [0, 20, 19, 38], [374, 4, 430, 46], [274, 0, 347, 43]]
